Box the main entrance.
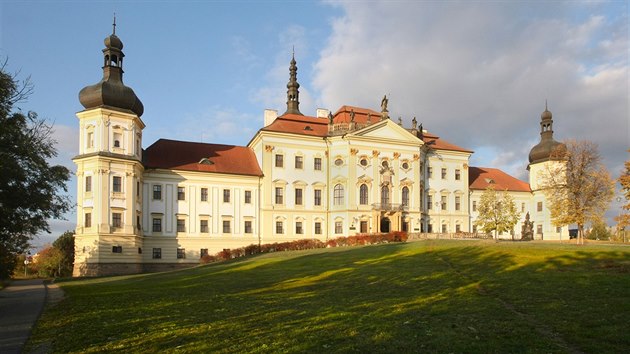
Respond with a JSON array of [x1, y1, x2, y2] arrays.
[[380, 217, 391, 233]]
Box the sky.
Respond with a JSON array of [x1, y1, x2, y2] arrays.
[[1, 1, 628, 248]]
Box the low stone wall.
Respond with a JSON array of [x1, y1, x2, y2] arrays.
[[73, 263, 144, 277]]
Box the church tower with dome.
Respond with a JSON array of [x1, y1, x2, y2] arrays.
[[73, 20, 146, 276], [527, 103, 568, 239]]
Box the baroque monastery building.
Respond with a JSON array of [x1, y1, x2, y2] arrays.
[[73, 28, 567, 276]]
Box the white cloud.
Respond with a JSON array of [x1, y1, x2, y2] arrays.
[[313, 1, 628, 182]]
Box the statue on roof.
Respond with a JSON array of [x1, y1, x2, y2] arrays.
[[398, 117, 402, 126], [412, 117, 417, 130], [350, 109, 355, 123], [367, 112, 372, 124], [328, 111, 334, 124], [381, 95, 389, 113]]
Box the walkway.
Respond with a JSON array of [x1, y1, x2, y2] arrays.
[[0, 279, 47, 354]]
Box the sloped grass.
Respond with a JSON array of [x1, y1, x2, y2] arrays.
[[27, 241, 630, 353]]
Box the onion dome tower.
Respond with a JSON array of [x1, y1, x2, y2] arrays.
[[79, 19, 144, 117], [283, 52, 303, 116], [528, 102, 565, 165], [73, 18, 145, 277]]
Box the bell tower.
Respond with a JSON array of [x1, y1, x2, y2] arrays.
[[73, 19, 146, 276]]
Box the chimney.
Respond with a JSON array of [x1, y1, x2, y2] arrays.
[[264, 109, 278, 127]]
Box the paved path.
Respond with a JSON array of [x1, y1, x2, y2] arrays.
[[0, 279, 47, 354]]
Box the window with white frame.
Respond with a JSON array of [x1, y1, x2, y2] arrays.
[[359, 184, 368, 205], [333, 184, 344, 205]]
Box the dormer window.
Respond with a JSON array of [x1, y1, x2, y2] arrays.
[[199, 158, 214, 165]]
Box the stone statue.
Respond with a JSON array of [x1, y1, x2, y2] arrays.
[[350, 109, 355, 123], [381, 95, 389, 113], [412, 117, 417, 129], [328, 111, 333, 124], [367, 112, 372, 124], [521, 212, 534, 240], [398, 117, 402, 126]]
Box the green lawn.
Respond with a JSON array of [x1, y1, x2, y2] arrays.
[[27, 240, 630, 353]]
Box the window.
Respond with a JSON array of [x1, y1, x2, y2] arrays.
[[244, 221, 252, 233], [333, 184, 344, 205], [113, 176, 122, 193], [473, 200, 477, 212], [244, 190, 252, 204], [112, 246, 122, 253], [276, 221, 284, 234], [315, 222, 322, 235], [296, 221, 303, 234], [200, 188, 208, 202], [441, 195, 447, 210], [84, 213, 92, 228], [275, 187, 284, 204], [177, 187, 185, 201], [112, 212, 122, 228], [138, 247, 142, 254], [335, 221, 343, 234], [381, 186, 389, 205], [382, 160, 389, 168], [177, 219, 185, 232], [428, 224, 433, 233], [200, 249, 209, 258], [295, 188, 303, 205], [441, 168, 447, 179], [360, 221, 368, 233], [455, 169, 461, 181], [428, 167, 432, 178], [335, 158, 343, 166], [360, 158, 368, 166], [359, 184, 368, 205], [113, 132, 122, 148], [455, 196, 461, 211], [85, 176, 92, 193], [537, 225, 543, 234], [200, 220, 209, 233], [153, 185, 162, 200], [137, 215, 141, 230], [427, 195, 433, 210], [223, 189, 231, 203], [87, 131, 94, 148], [456, 224, 461, 233], [537, 201, 543, 212], [152, 248, 162, 259], [275, 154, 284, 167], [177, 248, 186, 259], [222, 220, 231, 233], [442, 224, 447, 233], [136, 181, 140, 197], [402, 187, 409, 207], [314, 157, 322, 171], [295, 156, 303, 169], [152, 218, 162, 232], [314, 189, 322, 206]]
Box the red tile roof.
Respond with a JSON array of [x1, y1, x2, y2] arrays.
[[422, 132, 473, 153], [469, 167, 531, 192], [262, 114, 329, 137], [144, 139, 263, 176], [332, 105, 383, 124]]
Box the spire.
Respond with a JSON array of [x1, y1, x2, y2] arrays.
[[528, 101, 565, 164], [79, 20, 144, 117], [283, 52, 303, 116]]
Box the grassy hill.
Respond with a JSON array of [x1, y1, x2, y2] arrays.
[[27, 240, 629, 353]]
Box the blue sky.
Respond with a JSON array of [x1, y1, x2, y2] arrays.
[[1, 1, 628, 248]]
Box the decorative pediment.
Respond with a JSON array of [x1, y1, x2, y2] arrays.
[[351, 119, 423, 144], [399, 178, 414, 187], [356, 174, 373, 186], [272, 179, 288, 186], [292, 180, 308, 187], [331, 175, 347, 185]]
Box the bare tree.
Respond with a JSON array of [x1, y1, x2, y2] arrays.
[[541, 140, 614, 245]]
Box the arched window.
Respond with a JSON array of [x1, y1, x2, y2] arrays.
[[381, 186, 389, 205], [334, 184, 344, 205], [402, 186, 409, 207], [359, 184, 368, 205]]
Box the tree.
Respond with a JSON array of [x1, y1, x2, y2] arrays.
[[0, 60, 71, 280], [475, 187, 520, 240], [615, 150, 630, 231], [541, 140, 615, 245], [52, 231, 74, 277], [35, 245, 64, 278]]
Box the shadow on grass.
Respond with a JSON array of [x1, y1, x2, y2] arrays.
[[27, 241, 630, 353]]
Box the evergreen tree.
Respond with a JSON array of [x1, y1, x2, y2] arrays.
[[0, 61, 71, 279]]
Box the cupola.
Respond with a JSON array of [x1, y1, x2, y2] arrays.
[[528, 102, 565, 164], [79, 18, 144, 117]]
